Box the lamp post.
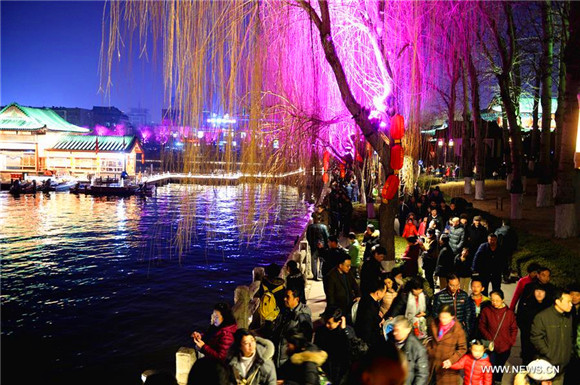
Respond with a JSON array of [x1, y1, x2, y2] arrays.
[[438, 138, 444, 166], [448, 139, 454, 165]]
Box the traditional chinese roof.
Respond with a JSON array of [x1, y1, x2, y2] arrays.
[[0, 103, 90, 133], [49, 135, 140, 153]]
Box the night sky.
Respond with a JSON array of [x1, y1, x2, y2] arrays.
[[1, 1, 164, 122]]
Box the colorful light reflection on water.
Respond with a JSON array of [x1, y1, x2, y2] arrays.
[[0, 184, 311, 384]]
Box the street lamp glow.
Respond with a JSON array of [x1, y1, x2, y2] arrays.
[[448, 139, 454, 147], [438, 139, 444, 147]]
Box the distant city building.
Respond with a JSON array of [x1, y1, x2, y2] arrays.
[[52, 107, 93, 127], [128, 107, 151, 127], [92, 106, 132, 134]]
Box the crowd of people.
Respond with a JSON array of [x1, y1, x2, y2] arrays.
[[144, 183, 579, 385]]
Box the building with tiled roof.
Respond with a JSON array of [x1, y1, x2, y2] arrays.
[[0, 103, 90, 180], [45, 135, 143, 178]]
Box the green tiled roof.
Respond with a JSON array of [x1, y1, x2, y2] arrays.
[[49, 135, 137, 152], [0, 103, 89, 133]]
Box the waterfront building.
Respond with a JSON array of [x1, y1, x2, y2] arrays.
[[0, 102, 89, 181], [45, 135, 144, 178]]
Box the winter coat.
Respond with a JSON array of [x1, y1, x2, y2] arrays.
[[380, 289, 399, 315], [516, 298, 550, 364], [428, 214, 444, 232], [454, 251, 473, 279], [530, 306, 573, 368], [355, 293, 383, 347], [401, 243, 422, 277], [402, 223, 420, 238], [274, 303, 313, 367], [229, 337, 276, 385], [320, 246, 349, 277], [386, 291, 432, 320], [314, 325, 356, 384], [348, 240, 362, 267], [510, 275, 533, 310], [478, 305, 518, 354], [467, 224, 488, 253], [200, 323, 238, 361], [519, 280, 557, 310], [397, 334, 430, 385], [494, 225, 518, 256], [306, 222, 329, 251], [360, 257, 383, 295], [427, 320, 467, 385], [449, 352, 492, 385], [472, 243, 505, 277], [434, 245, 455, 278], [432, 289, 475, 337], [362, 230, 381, 261], [326, 267, 360, 316], [278, 346, 328, 385], [448, 225, 465, 255]]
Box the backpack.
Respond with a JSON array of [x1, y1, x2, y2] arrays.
[[259, 284, 283, 321]]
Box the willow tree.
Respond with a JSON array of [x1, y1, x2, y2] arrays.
[[102, 1, 476, 256]]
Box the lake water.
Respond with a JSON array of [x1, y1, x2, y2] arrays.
[[0, 184, 311, 384]]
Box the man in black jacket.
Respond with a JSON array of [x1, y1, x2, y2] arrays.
[[448, 217, 465, 256], [360, 246, 386, 295], [531, 289, 573, 385], [432, 273, 475, 337], [390, 316, 429, 385], [466, 215, 487, 254], [472, 233, 505, 295], [355, 278, 386, 347], [325, 254, 361, 317]]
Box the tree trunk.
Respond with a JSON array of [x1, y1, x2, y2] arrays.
[[461, 63, 474, 184], [554, 1, 570, 173], [530, 70, 541, 170], [468, 52, 485, 199], [538, 0, 554, 206], [299, 0, 395, 250], [554, 2, 579, 238]]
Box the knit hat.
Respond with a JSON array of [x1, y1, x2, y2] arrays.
[[526, 359, 557, 381]]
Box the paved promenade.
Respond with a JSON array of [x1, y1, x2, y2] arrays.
[[305, 273, 521, 385]]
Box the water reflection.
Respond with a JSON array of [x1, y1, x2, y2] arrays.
[[0, 184, 311, 384]]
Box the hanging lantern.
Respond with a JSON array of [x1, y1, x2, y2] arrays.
[[390, 144, 404, 170], [340, 164, 346, 178], [323, 151, 330, 172], [390, 115, 405, 141], [322, 172, 329, 184], [381, 174, 399, 201]]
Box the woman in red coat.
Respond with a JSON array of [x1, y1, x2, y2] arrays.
[[192, 302, 238, 361], [478, 290, 518, 384], [449, 339, 492, 385]]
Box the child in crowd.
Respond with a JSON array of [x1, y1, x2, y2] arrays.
[[449, 339, 492, 385]]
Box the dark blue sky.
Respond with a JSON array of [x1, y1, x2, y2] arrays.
[[1, 1, 164, 122]]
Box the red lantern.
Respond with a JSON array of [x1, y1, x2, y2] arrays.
[[390, 144, 404, 170], [381, 174, 399, 200], [323, 151, 330, 172], [390, 115, 405, 141], [340, 164, 346, 178], [322, 172, 329, 184]]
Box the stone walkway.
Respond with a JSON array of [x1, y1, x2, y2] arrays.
[[305, 276, 522, 384]]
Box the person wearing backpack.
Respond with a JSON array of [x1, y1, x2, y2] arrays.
[[272, 288, 313, 369], [254, 263, 286, 339]]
